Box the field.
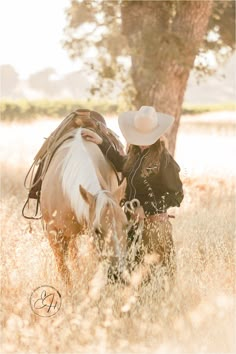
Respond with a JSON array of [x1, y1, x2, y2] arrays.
[[0, 112, 235, 353]]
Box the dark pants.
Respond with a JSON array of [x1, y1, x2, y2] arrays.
[[127, 217, 176, 280]]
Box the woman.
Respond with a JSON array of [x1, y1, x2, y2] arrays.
[[82, 106, 184, 279]]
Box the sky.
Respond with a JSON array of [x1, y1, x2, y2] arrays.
[[0, 0, 234, 103], [0, 0, 81, 79]]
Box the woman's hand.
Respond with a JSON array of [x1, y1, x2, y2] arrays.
[[145, 212, 169, 223], [157, 212, 169, 222], [131, 205, 146, 222], [81, 128, 103, 145]]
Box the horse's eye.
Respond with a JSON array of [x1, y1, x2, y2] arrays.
[[95, 227, 102, 236]]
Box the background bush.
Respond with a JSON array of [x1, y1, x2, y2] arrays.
[[0, 100, 235, 121]]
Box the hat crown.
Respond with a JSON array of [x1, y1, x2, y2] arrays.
[[118, 105, 174, 145], [134, 106, 158, 133]]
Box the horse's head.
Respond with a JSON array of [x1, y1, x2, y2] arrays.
[[79, 181, 128, 281]]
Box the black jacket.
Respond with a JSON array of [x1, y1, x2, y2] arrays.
[[99, 139, 184, 216]]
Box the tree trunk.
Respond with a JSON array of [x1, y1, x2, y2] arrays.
[[121, 0, 213, 155]]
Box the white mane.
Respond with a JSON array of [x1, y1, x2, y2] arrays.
[[60, 128, 114, 223]]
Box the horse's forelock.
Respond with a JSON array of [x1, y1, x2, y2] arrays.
[[94, 191, 116, 227]]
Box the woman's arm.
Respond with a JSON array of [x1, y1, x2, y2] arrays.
[[98, 138, 127, 172], [81, 128, 126, 172], [154, 151, 184, 212]]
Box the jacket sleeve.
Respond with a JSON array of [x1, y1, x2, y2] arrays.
[[154, 151, 184, 211], [98, 138, 127, 172]]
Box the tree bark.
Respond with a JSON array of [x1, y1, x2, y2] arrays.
[[121, 1, 213, 155]]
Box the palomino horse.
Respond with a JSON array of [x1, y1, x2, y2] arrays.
[[40, 128, 128, 287]]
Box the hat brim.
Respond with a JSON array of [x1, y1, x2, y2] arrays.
[[118, 111, 174, 145]]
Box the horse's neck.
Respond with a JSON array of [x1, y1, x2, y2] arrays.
[[60, 128, 115, 222], [83, 139, 118, 192]]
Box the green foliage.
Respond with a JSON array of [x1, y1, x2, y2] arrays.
[[64, 0, 128, 95], [0, 100, 234, 121], [195, 0, 235, 76], [182, 102, 236, 115], [0, 100, 129, 121], [207, 0, 235, 49], [64, 0, 235, 88]]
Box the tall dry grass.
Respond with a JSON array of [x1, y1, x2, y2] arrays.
[[0, 118, 235, 353]]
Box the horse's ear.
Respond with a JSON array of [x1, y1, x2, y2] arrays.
[[113, 179, 127, 202], [79, 185, 94, 205]]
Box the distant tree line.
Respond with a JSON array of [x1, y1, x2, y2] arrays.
[[0, 65, 90, 99]]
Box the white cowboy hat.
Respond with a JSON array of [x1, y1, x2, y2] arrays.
[[118, 106, 174, 145]]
